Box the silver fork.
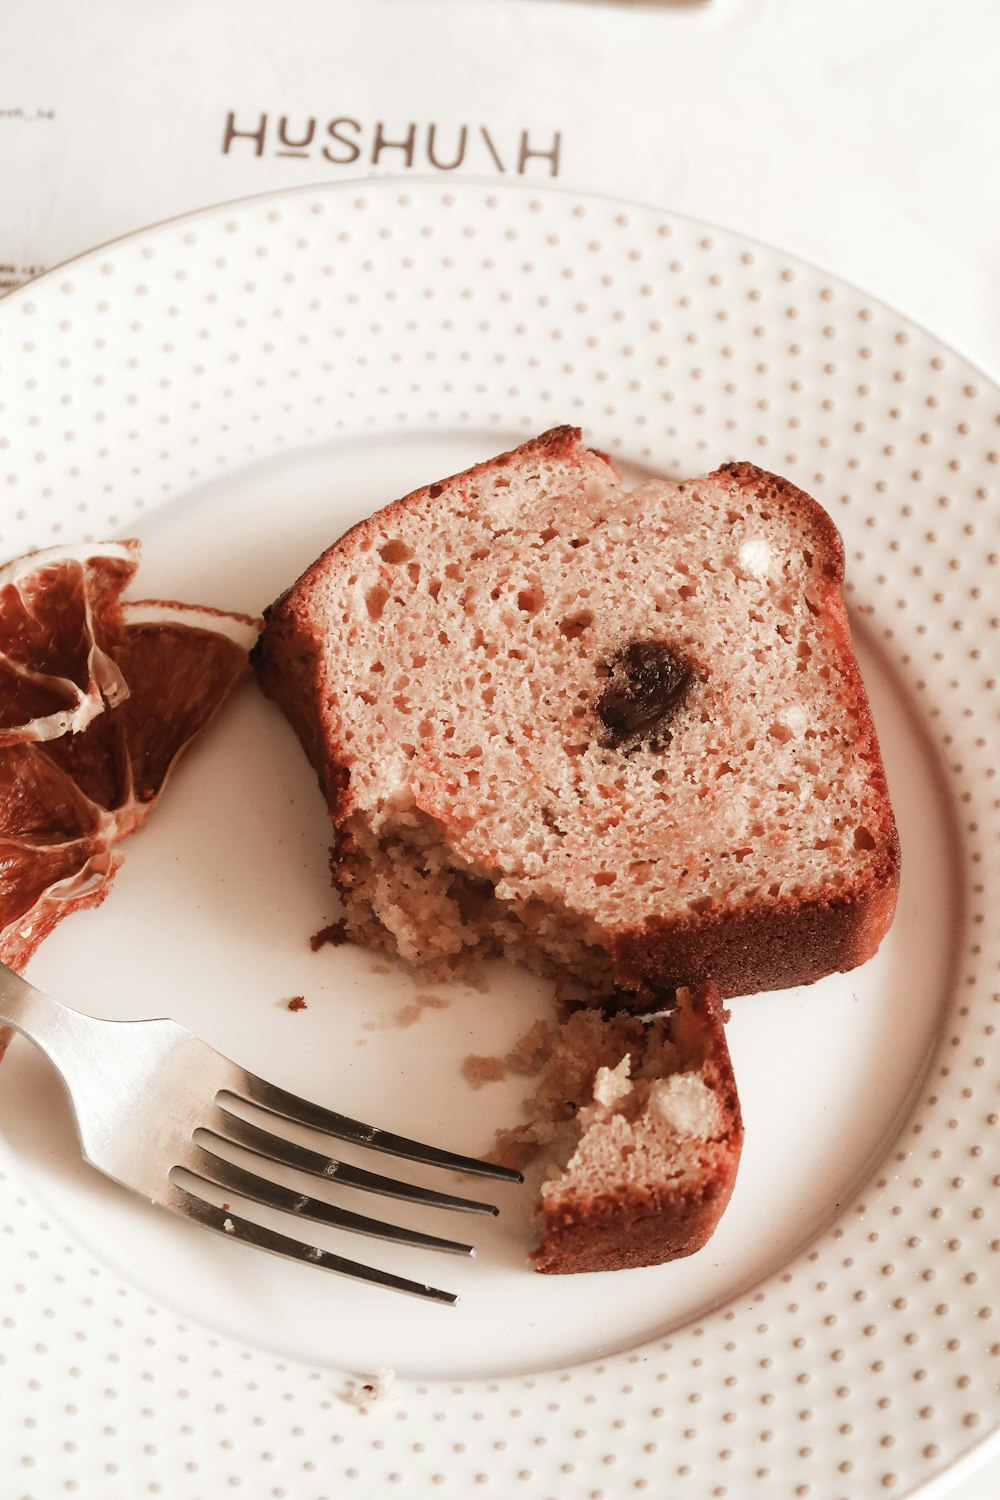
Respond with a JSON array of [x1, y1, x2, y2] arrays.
[[0, 963, 521, 1305]]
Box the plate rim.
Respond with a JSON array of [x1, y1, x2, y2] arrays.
[[7, 170, 1000, 402]]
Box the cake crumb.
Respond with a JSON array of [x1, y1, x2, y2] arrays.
[[462, 1054, 506, 1088], [396, 992, 448, 1026], [362, 992, 450, 1033], [591, 1057, 633, 1111], [489, 1124, 551, 1172], [416, 992, 449, 1011], [223, 1217, 236, 1235], [348, 1367, 398, 1409], [287, 995, 308, 1012], [505, 1018, 553, 1074], [310, 919, 348, 951]]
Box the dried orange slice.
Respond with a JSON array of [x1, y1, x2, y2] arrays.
[[0, 542, 258, 980], [0, 540, 138, 745]]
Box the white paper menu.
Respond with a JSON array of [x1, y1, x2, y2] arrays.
[[2, 0, 1000, 380]]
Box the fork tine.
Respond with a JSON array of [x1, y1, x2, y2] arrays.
[[225, 1075, 523, 1183], [166, 1182, 458, 1305], [183, 1145, 476, 1256], [202, 1106, 500, 1215]]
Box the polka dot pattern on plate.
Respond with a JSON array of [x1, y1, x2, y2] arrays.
[[1, 179, 999, 1498]]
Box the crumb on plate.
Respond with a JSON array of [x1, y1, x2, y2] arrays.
[[416, 992, 449, 1011], [347, 1367, 398, 1409], [310, 919, 347, 951], [462, 1054, 506, 1088]]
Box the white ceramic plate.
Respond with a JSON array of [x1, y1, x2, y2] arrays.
[[0, 179, 998, 1499]]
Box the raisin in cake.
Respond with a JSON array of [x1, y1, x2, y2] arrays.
[[253, 428, 900, 1004], [494, 984, 743, 1274]]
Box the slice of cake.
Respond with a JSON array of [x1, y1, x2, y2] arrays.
[[253, 428, 899, 1006], [493, 984, 743, 1274]]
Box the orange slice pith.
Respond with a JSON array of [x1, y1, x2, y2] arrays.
[[0, 541, 259, 980]]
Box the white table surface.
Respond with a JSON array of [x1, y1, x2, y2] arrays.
[[2, 2, 999, 1494]]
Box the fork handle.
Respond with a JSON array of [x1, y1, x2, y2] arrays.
[[0, 962, 106, 1076]]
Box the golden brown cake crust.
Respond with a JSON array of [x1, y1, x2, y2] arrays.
[[609, 856, 901, 1002], [533, 1160, 737, 1273]]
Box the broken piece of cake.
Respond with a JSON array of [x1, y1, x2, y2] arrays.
[[494, 985, 743, 1274]]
